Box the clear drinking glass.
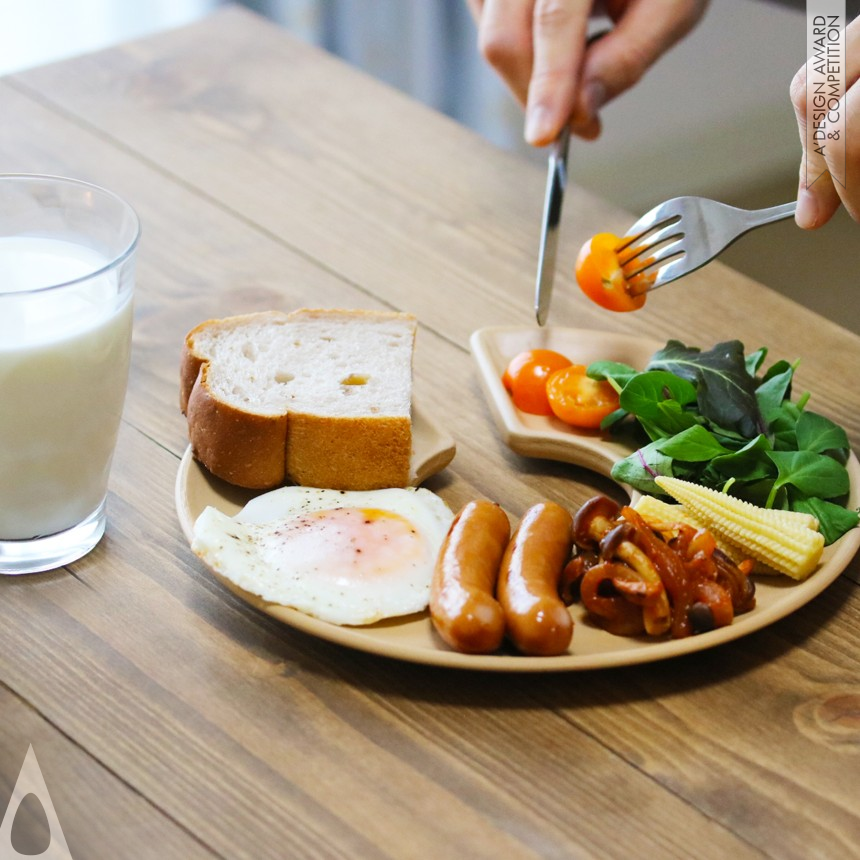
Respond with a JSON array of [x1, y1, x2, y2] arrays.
[[0, 174, 139, 574]]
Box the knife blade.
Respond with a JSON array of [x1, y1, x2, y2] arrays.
[[534, 127, 570, 326]]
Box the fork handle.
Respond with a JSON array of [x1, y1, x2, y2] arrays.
[[743, 201, 797, 230]]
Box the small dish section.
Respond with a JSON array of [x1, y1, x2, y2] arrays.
[[470, 325, 662, 478]]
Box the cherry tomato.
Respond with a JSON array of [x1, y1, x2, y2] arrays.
[[502, 349, 572, 415], [546, 365, 620, 429], [575, 232, 646, 313]]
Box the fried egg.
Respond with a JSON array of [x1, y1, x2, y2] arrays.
[[192, 486, 453, 625]]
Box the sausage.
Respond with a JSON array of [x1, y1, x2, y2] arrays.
[[497, 501, 574, 656], [430, 500, 510, 654]]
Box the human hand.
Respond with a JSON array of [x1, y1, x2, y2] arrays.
[[791, 15, 859, 229], [465, 0, 709, 146]]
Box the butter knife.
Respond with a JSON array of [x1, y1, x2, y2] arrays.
[[534, 125, 570, 326]]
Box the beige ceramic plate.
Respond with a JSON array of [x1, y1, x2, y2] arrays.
[[177, 331, 860, 671]]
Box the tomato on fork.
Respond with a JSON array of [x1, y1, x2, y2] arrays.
[[575, 232, 646, 313]]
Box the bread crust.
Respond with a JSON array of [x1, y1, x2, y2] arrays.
[[179, 344, 205, 414], [186, 364, 289, 489], [180, 309, 414, 491], [286, 411, 411, 490]]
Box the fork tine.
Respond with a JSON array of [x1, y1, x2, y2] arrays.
[[617, 219, 683, 267], [627, 252, 692, 294], [622, 237, 685, 279], [616, 198, 684, 250]]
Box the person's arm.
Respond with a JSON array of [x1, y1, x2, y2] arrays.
[[465, 0, 709, 145], [791, 14, 859, 228]]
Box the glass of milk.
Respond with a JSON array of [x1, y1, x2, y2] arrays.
[[0, 174, 139, 574]]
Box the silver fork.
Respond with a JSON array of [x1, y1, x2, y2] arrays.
[[617, 197, 797, 294]]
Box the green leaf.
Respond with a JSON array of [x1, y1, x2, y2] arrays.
[[619, 371, 697, 419], [767, 450, 851, 501], [648, 339, 765, 438], [760, 358, 795, 384], [587, 360, 638, 388], [635, 408, 699, 443], [745, 347, 768, 376], [599, 407, 628, 431], [792, 497, 860, 545], [610, 442, 674, 496], [654, 400, 701, 435], [755, 364, 794, 423], [768, 402, 801, 450], [707, 424, 750, 448], [772, 430, 799, 451], [710, 434, 775, 481], [656, 425, 733, 462], [795, 410, 850, 454], [735, 478, 788, 508]]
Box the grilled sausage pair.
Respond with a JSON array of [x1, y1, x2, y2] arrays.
[[430, 500, 573, 656]]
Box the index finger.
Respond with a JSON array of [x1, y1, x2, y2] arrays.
[[525, 0, 591, 145]]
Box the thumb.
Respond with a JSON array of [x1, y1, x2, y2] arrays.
[[790, 62, 842, 229]]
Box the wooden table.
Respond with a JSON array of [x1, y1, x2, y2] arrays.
[[2, 7, 859, 858]]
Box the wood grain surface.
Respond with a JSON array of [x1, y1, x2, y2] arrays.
[[1, 7, 858, 859]]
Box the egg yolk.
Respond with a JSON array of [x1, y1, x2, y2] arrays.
[[270, 506, 427, 583]]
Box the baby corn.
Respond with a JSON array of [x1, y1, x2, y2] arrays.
[[633, 494, 749, 567], [654, 476, 824, 581]]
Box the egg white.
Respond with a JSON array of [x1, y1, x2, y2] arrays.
[[192, 486, 453, 625]]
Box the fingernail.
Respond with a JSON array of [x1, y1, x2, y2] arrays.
[[795, 188, 819, 229], [525, 106, 552, 145]]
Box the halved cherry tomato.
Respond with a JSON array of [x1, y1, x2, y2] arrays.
[[575, 232, 646, 313], [546, 365, 620, 428], [502, 349, 572, 415]]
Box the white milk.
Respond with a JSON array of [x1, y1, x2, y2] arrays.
[[0, 237, 133, 539]]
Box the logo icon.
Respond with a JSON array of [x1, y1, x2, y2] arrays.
[[0, 745, 73, 859]]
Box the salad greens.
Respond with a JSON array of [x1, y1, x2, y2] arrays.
[[588, 339, 859, 545]]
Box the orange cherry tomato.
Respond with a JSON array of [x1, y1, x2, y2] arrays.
[[502, 349, 572, 415], [575, 232, 646, 313], [546, 365, 620, 429]]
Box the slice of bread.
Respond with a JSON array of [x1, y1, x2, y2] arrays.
[[180, 309, 417, 490]]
